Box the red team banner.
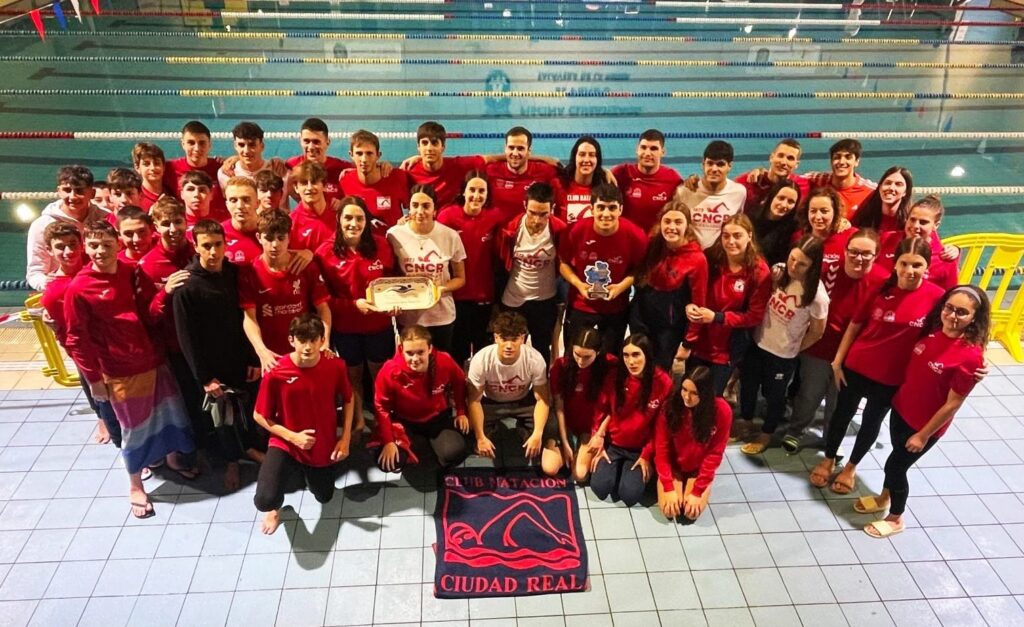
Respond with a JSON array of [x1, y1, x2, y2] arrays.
[[434, 469, 589, 598]]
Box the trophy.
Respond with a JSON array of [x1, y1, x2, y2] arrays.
[[366, 277, 440, 311], [584, 261, 612, 300]]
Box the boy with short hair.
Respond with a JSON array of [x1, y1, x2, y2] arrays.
[[163, 120, 228, 220], [92, 181, 112, 212], [180, 170, 216, 230], [735, 138, 809, 213], [484, 126, 560, 224], [132, 142, 168, 211], [26, 165, 109, 290], [107, 168, 144, 213], [254, 170, 285, 214], [221, 176, 263, 265], [139, 197, 194, 286], [339, 129, 412, 231], [403, 121, 487, 207], [240, 210, 332, 373], [805, 138, 877, 218], [610, 129, 683, 233], [115, 206, 155, 263], [289, 160, 336, 252], [218, 121, 290, 210], [286, 117, 353, 207], [675, 140, 748, 250], [253, 313, 354, 534]]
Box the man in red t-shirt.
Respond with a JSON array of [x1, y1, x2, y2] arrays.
[[286, 117, 354, 208], [610, 129, 683, 233], [163, 120, 228, 218], [339, 130, 412, 232], [558, 183, 648, 355], [253, 314, 354, 535], [403, 121, 488, 208], [734, 138, 810, 214], [221, 177, 263, 266], [180, 171, 218, 231], [484, 126, 561, 224], [804, 138, 877, 219], [289, 160, 337, 253], [132, 142, 168, 212], [240, 210, 332, 373]]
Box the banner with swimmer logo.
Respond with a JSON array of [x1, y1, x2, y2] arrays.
[[433, 469, 589, 598]]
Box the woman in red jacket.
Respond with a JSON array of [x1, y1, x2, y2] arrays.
[[812, 237, 945, 493], [654, 365, 732, 521], [315, 196, 396, 435], [858, 285, 989, 538], [372, 325, 470, 472], [630, 200, 709, 371], [588, 333, 673, 506], [683, 214, 771, 396], [850, 166, 913, 234], [550, 326, 617, 481], [876, 195, 958, 291]]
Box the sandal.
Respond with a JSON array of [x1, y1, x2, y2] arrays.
[[853, 495, 888, 514], [809, 460, 833, 488], [130, 501, 155, 519], [740, 437, 770, 456], [830, 475, 855, 495], [863, 519, 903, 538]]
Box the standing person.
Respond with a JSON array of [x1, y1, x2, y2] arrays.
[[749, 179, 802, 266], [315, 196, 397, 436], [675, 140, 748, 250], [371, 325, 471, 473], [876, 195, 959, 290], [735, 139, 810, 214], [654, 366, 732, 521], [240, 210, 332, 373], [588, 334, 672, 506], [387, 184, 467, 353], [550, 327, 617, 481], [179, 171, 215, 232], [132, 142, 168, 212], [611, 129, 683, 233], [286, 117, 354, 207], [858, 286, 989, 538], [64, 220, 195, 518], [174, 219, 265, 491], [555, 135, 605, 225], [26, 165, 108, 290], [163, 120, 228, 220], [558, 183, 647, 355], [139, 198, 194, 288], [630, 200, 708, 371], [402, 121, 488, 207], [682, 214, 772, 396], [850, 166, 913, 234], [254, 170, 286, 216], [340, 130, 413, 232], [782, 229, 888, 453], [217, 122, 289, 209], [467, 312, 559, 474], [289, 160, 337, 254], [795, 187, 851, 293], [106, 169, 144, 215], [115, 206, 155, 264], [804, 138, 876, 219], [220, 176, 263, 266], [484, 126, 560, 224], [253, 314, 354, 535], [437, 172, 505, 365], [498, 181, 568, 366], [811, 237, 945, 493], [737, 236, 829, 455]]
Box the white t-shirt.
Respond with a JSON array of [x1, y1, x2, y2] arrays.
[[502, 222, 558, 308], [676, 179, 747, 250], [387, 222, 467, 327], [468, 343, 548, 403], [756, 280, 830, 359]]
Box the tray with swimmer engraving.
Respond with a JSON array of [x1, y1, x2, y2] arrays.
[[367, 276, 440, 311]]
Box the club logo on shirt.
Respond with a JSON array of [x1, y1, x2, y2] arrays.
[[227, 239, 238, 246], [630, 187, 642, 198], [883, 311, 896, 322], [292, 279, 302, 295], [732, 279, 746, 293], [913, 342, 926, 355], [285, 376, 299, 384], [647, 398, 663, 410], [928, 361, 945, 374], [652, 191, 668, 202], [301, 228, 313, 239], [98, 288, 111, 300], [514, 247, 553, 270], [377, 197, 392, 210], [404, 249, 447, 275], [767, 291, 800, 322], [432, 383, 447, 396], [693, 202, 732, 226], [910, 315, 926, 328], [367, 259, 384, 272], [335, 259, 348, 269], [487, 374, 529, 395], [585, 240, 597, 246]]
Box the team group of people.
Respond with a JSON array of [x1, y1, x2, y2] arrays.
[[26, 118, 991, 539]]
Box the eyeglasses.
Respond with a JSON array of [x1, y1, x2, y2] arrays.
[[942, 303, 973, 318], [845, 249, 876, 260]]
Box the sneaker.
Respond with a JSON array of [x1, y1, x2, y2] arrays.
[[781, 435, 800, 454]]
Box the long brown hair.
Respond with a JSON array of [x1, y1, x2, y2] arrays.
[[638, 200, 697, 286], [664, 366, 716, 443], [706, 213, 763, 271], [614, 333, 656, 412], [883, 236, 932, 292], [332, 195, 378, 258], [562, 326, 609, 403], [922, 285, 991, 346], [778, 235, 824, 308]]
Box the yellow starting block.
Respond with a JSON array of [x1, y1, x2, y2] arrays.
[[21, 293, 80, 387], [944, 233, 1024, 363]]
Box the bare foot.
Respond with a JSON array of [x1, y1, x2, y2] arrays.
[[129, 485, 154, 519], [809, 459, 834, 488], [223, 462, 241, 492], [261, 510, 281, 535], [95, 419, 111, 444], [246, 448, 266, 465]]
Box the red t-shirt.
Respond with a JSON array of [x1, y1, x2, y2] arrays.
[[139, 187, 163, 213], [163, 157, 229, 221], [654, 397, 732, 496], [436, 205, 504, 303], [806, 264, 888, 362], [484, 160, 560, 224], [287, 155, 354, 207], [554, 178, 595, 225], [239, 257, 331, 355], [406, 155, 487, 208], [549, 353, 617, 436], [877, 231, 959, 291], [138, 241, 195, 353], [373, 349, 468, 444], [689, 260, 772, 365], [892, 332, 983, 439], [805, 172, 877, 219], [610, 163, 682, 234], [845, 281, 945, 386], [289, 203, 337, 253], [818, 230, 854, 293], [315, 235, 394, 335], [602, 368, 673, 459], [255, 354, 352, 467], [220, 220, 262, 266], [735, 172, 810, 215], [339, 170, 411, 233], [41, 273, 76, 346], [558, 217, 648, 315]]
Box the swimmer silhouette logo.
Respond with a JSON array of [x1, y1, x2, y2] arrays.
[[435, 470, 588, 598], [485, 70, 512, 116]]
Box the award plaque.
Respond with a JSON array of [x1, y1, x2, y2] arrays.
[[367, 277, 440, 311]]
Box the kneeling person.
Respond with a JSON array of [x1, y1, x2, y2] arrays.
[[253, 314, 354, 534], [468, 312, 560, 474]]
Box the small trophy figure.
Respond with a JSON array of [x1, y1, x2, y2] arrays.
[[584, 260, 612, 300]]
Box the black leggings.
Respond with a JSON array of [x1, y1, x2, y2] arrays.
[[824, 367, 898, 464], [452, 301, 495, 367], [689, 356, 734, 397], [505, 297, 558, 366], [373, 413, 470, 472], [590, 445, 648, 507], [254, 447, 337, 512], [739, 345, 797, 434], [563, 307, 629, 357], [883, 409, 938, 516]]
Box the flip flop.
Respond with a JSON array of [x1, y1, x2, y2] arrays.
[[864, 519, 903, 538], [854, 496, 888, 514], [140, 467, 153, 481], [130, 501, 155, 519], [830, 475, 855, 495], [740, 440, 769, 456]]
